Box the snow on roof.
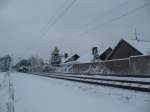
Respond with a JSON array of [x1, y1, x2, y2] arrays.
[[126, 39, 150, 55], [62, 54, 79, 63], [99, 47, 112, 55], [77, 53, 94, 63], [62, 57, 70, 63], [63, 49, 110, 64]]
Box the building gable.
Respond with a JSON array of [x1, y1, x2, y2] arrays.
[[107, 39, 143, 60], [64, 54, 80, 63], [99, 47, 112, 60]]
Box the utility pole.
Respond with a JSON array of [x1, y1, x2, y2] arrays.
[[134, 28, 140, 42], [133, 28, 150, 42]]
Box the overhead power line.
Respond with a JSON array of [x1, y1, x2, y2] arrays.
[[82, 0, 130, 30], [28, 0, 77, 53], [47, 0, 77, 29], [80, 1, 150, 37], [41, 0, 77, 38], [41, 0, 70, 34]]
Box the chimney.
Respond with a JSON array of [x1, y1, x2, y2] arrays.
[[64, 53, 68, 59], [92, 47, 98, 55]]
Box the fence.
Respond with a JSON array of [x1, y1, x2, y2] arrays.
[[72, 55, 150, 75]]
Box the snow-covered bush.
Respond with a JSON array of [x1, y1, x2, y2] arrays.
[[82, 63, 113, 74], [57, 63, 74, 73]]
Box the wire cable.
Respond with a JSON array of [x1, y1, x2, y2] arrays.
[[40, 0, 70, 34], [82, 0, 131, 30], [80, 1, 150, 37], [40, 0, 77, 38]]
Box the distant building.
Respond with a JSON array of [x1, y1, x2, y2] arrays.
[[107, 39, 150, 60], [69, 39, 150, 75], [64, 54, 80, 63]]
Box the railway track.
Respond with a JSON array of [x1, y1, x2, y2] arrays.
[[30, 72, 150, 92], [48, 72, 150, 78]]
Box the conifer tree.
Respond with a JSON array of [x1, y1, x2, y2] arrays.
[[50, 47, 61, 67]]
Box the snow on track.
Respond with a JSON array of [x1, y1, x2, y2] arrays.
[[46, 73, 150, 83], [12, 72, 150, 112]]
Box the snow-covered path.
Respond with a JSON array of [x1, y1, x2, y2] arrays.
[[0, 72, 15, 112], [12, 72, 150, 112], [0, 72, 9, 112]]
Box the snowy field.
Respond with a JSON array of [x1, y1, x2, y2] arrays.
[[0, 72, 12, 112], [4, 72, 150, 112], [0, 72, 5, 84]]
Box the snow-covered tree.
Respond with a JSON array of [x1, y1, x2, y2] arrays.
[[50, 47, 61, 67], [15, 56, 44, 72], [28, 56, 44, 72], [15, 59, 31, 72], [0, 55, 11, 71]]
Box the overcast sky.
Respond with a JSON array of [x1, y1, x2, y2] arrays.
[[0, 0, 150, 60]]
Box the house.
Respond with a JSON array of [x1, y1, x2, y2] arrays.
[[70, 39, 150, 75], [77, 47, 102, 63], [75, 47, 113, 63], [77, 53, 94, 63], [99, 47, 112, 60], [107, 39, 150, 60], [64, 54, 80, 63]]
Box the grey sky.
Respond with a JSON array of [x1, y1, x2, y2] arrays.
[[0, 0, 150, 60]]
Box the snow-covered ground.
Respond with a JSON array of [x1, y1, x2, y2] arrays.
[[9, 72, 150, 112], [0, 72, 5, 84], [0, 72, 7, 112], [0, 72, 12, 112]]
